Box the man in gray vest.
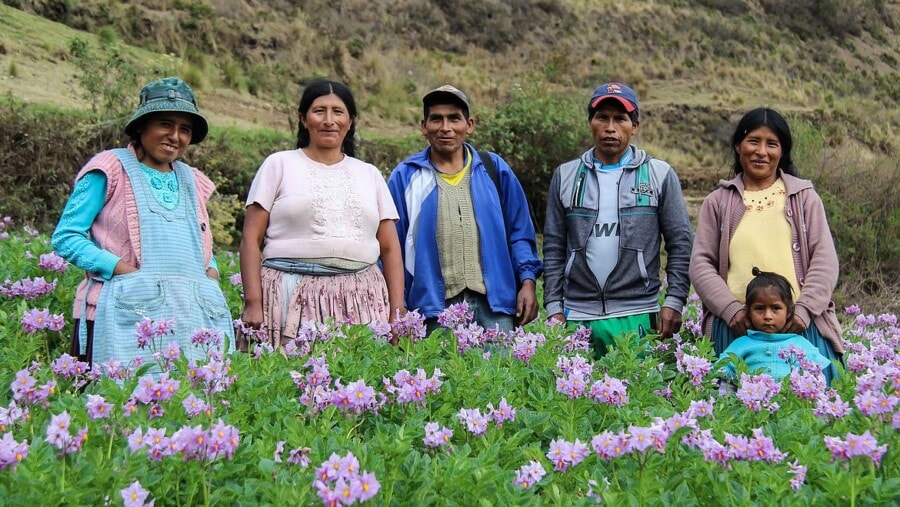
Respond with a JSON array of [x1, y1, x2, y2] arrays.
[[387, 85, 543, 332], [543, 82, 693, 358]]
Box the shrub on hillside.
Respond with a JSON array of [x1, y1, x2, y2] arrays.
[[0, 99, 105, 230], [792, 119, 900, 313], [358, 134, 423, 177], [758, 0, 894, 40], [473, 84, 589, 230]]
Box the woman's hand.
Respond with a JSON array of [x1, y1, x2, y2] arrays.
[[728, 308, 750, 337], [113, 261, 138, 276], [388, 306, 407, 346], [787, 314, 808, 334], [241, 304, 264, 331], [238, 304, 264, 353]]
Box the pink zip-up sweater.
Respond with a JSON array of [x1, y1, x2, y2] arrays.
[[689, 171, 843, 354], [68, 145, 215, 320]]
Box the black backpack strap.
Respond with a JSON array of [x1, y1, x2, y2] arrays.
[[478, 150, 511, 241], [478, 150, 501, 197]]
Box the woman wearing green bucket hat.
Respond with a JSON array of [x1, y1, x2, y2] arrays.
[[51, 77, 235, 370]]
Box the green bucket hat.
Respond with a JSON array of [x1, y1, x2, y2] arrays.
[[124, 77, 209, 144]]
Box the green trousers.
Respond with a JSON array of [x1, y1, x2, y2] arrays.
[[570, 313, 656, 360]]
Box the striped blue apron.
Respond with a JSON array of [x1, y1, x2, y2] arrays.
[[88, 148, 235, 368]]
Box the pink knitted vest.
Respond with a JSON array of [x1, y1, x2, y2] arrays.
[[71, 145, 216, 319]]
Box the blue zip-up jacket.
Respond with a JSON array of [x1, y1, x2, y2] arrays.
[[387, 144, 543, 318]]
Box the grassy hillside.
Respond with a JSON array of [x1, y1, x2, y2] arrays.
[[1, 0, 898, 176], [0, 0, 898, 312]]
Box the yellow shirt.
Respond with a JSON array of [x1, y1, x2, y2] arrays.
[[727, 178, 800, 302], [436, 148, 472, 186]]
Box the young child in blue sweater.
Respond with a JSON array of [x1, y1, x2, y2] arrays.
[[721, 267, 831, 381]]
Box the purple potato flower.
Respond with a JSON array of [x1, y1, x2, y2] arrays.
[[788, 460, 807, 490], [437, 301, 474, 329], [457, 408, 489, 436], [0, 432, 29, 471], [423, 422, 453, 448], [486, 397, 516, 427], [121, 480, 153, 507], [513, 460, 546, 488], [38, 252, 68, 272], [85, 394, 114, 420], [391, 309, 426, 342], [588, 375, 629, 407], [1, 276, 58, 300]]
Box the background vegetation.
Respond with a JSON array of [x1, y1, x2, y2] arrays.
[[0, 0, 897, 313]]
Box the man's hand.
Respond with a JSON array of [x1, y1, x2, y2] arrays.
[[658, 307, 683, 339], [516, 280, 538, 325], [547, 313, 567, 326]]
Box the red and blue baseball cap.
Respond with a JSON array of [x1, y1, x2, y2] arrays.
[[588, 82, 639, 118]]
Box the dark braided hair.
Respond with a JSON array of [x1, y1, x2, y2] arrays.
[[731, 108, 796, 176], [295, 79, 357, 157]]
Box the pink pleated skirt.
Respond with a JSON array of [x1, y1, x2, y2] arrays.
[[259, 263, 389, 347]]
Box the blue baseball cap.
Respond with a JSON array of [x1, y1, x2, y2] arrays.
[[588, 82, 639, 117]]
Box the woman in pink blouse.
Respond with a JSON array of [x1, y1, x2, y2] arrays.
[[239, 80, 405, 348]]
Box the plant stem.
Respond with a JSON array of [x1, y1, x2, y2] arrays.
[[725, 470, 734, 505], [745, 473, 753, 503], [202, 463, 210, 507], [637, 453, 645, 506], [567, 398, 575, 440], [43, 332, 51, 363], [60, 454, 66, 492], [106, 428, 115, 461], [384, 476, 394, 505], [346, 415, 365, 440]]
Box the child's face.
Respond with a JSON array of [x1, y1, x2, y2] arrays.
[[748, 287, 789, 333]]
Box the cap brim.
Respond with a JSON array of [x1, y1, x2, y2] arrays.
[[423, 91, 469, 112], [590, 95, 636, 112]]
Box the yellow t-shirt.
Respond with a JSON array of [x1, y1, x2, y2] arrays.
[[436, 147, 472, 186], [727, 178, 800, 302]]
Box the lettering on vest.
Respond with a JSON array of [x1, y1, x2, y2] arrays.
[[593, 222, 619, 237]]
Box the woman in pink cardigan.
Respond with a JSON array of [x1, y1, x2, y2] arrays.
[[689, 108, 842, 382]]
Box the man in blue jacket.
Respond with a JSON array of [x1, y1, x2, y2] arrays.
[[388, 85, 543, 332], [543, 82, 693, 358]]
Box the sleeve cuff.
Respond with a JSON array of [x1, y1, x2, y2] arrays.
[[96, 252, 122, 280], [794, 305, 812, 327], [720, 301, 745, 325], [545, 301, 564, 316], [662, 296, 685, 314]]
